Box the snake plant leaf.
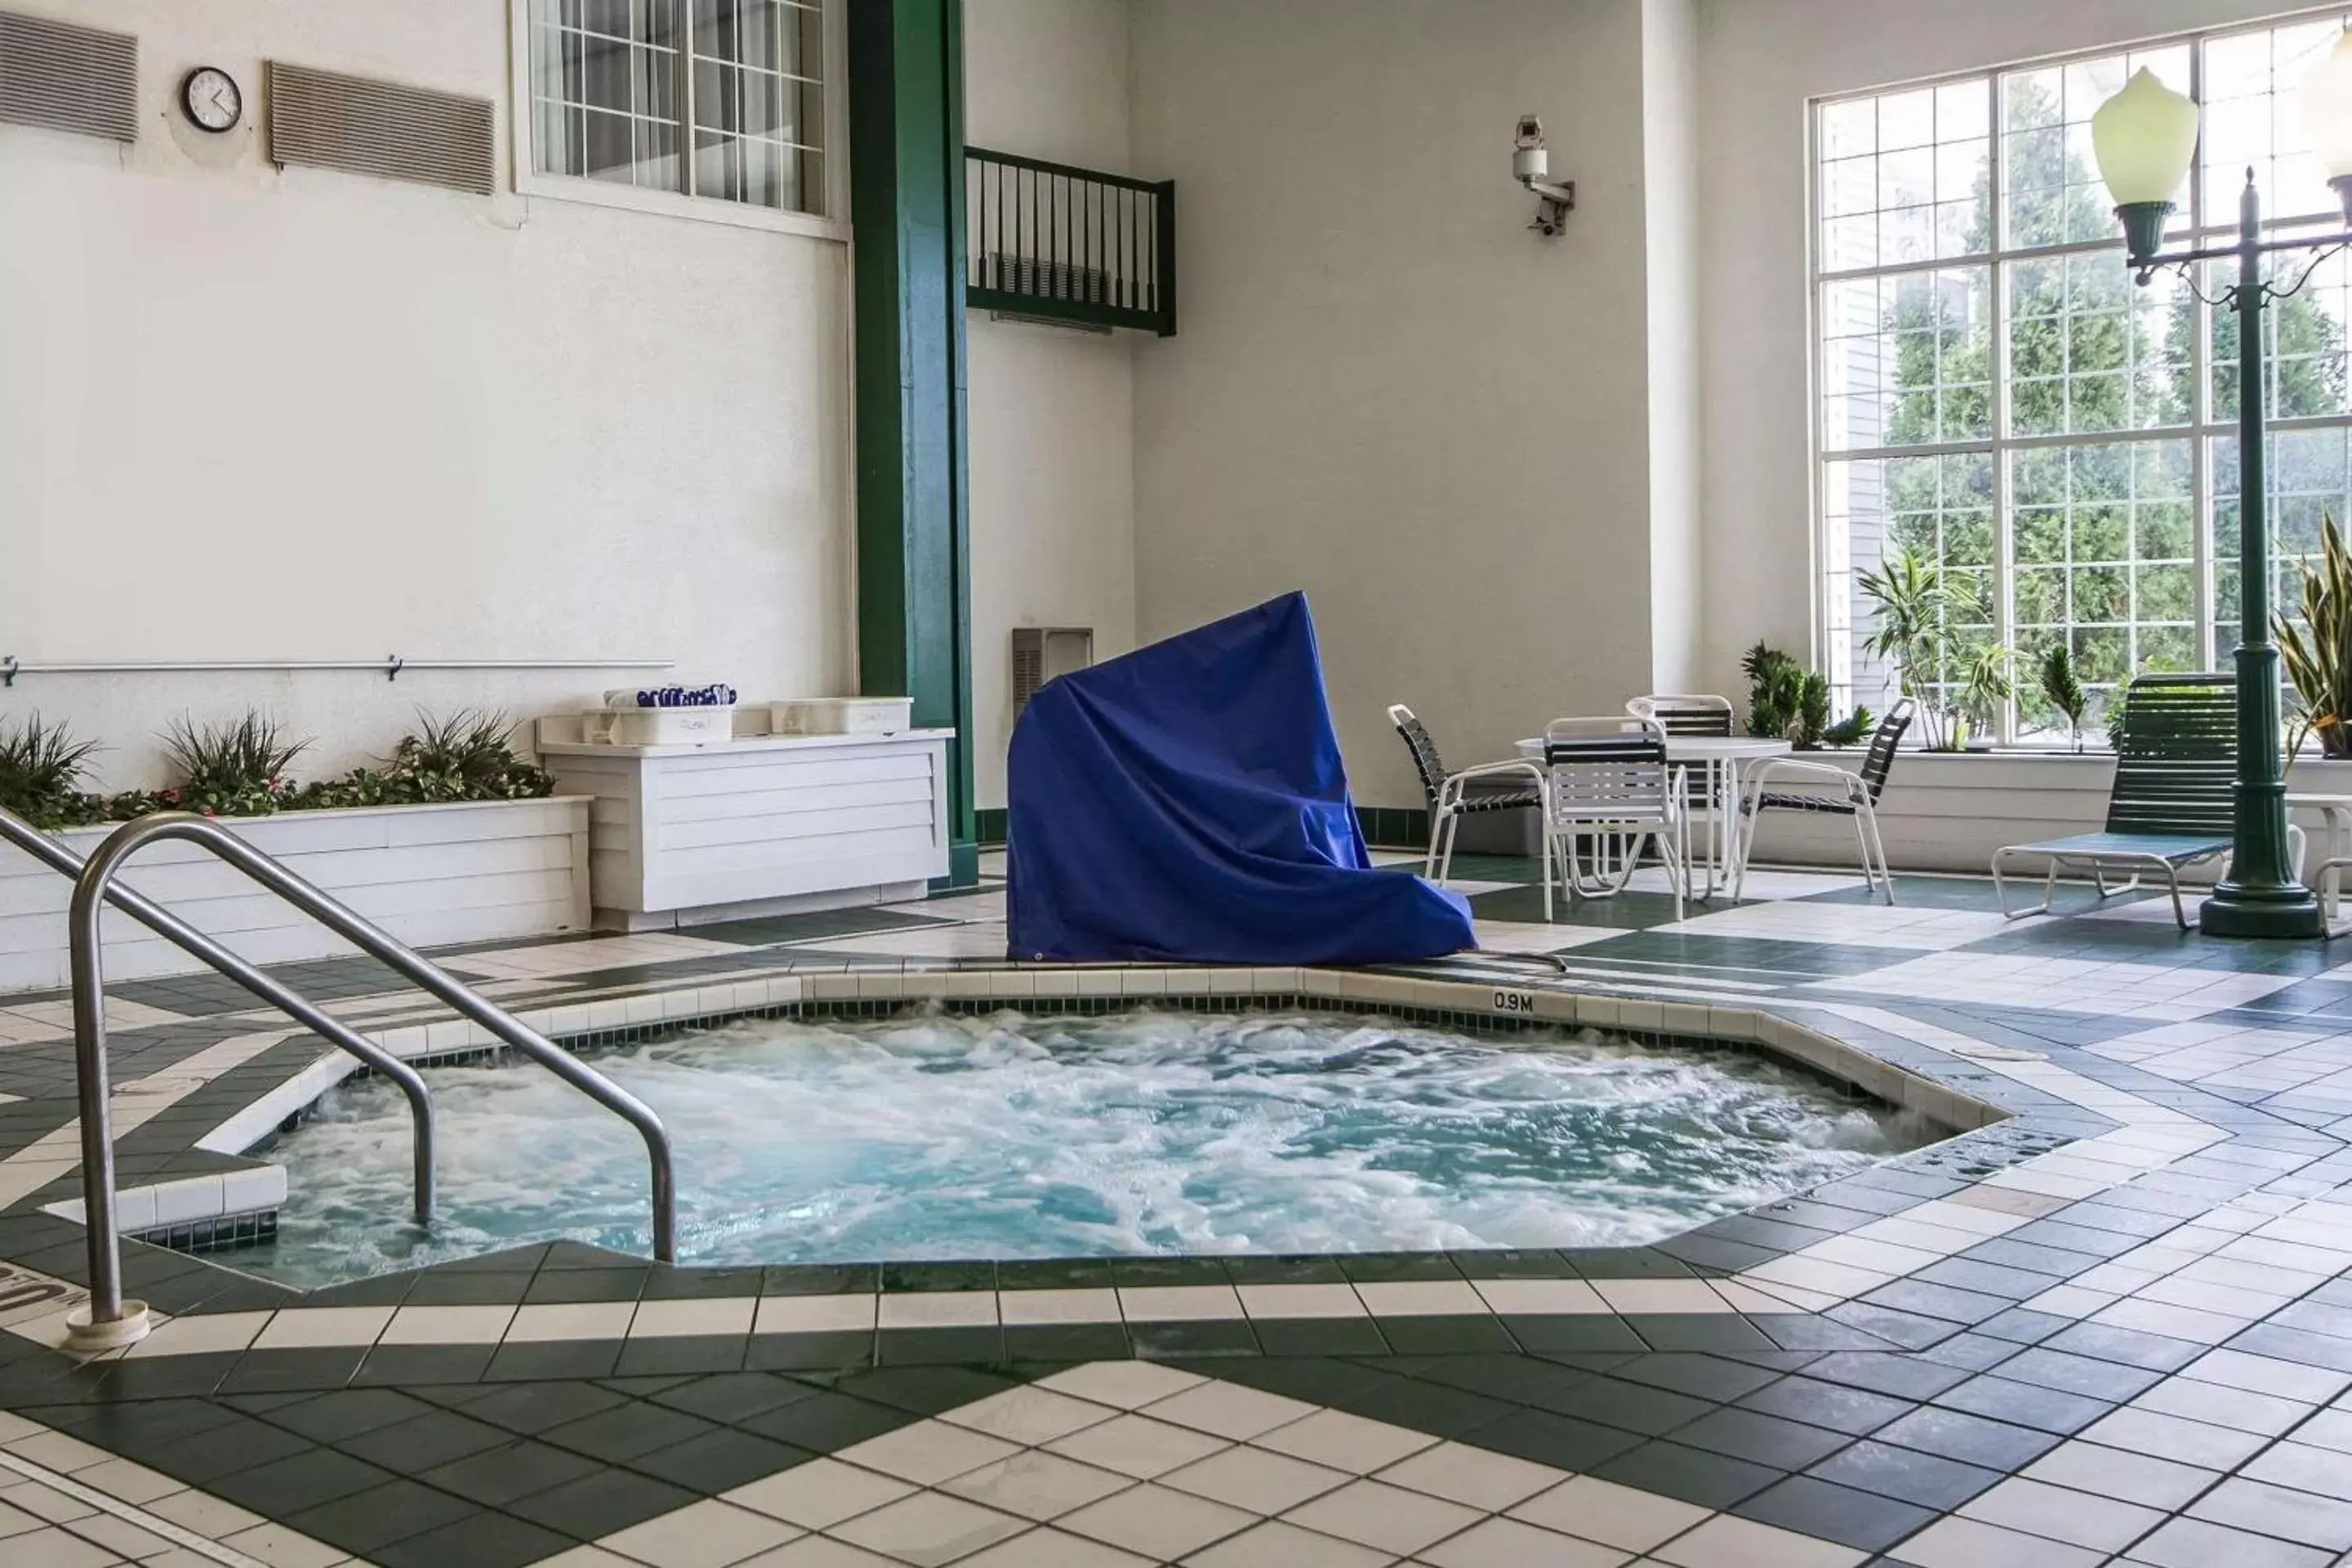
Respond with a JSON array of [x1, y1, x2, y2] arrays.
[[2276, 510, 2352, 759]]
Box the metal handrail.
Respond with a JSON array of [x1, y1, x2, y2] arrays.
[[0, 804, 437, 1228], [1, 655, 673, 687], [964, 146, 1176, 337], [60, 812, 678, 1348], [964, 145, 1166, 194]]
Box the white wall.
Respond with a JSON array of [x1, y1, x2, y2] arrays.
[[1643, 0, 1704, 696], [0, 0, 852, 789], [1129, 0, 1661, 810], [963, 0, 1138, 812], [1695, 0, 2309, 697]]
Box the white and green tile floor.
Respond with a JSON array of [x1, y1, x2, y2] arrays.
[[2, 849, 2352, 1566]]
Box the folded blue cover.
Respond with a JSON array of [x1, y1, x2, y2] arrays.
[[1006, 592, 1475, 964]]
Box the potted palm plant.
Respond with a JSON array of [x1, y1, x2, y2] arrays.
[[2278, 510, 2352, 758], [1741, 644, 1873, 748], [2039, 644, 2091, 753], [1857, 548, 1973, 750], [1955, 644, 2017, 751]]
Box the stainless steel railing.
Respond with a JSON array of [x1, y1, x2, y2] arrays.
[[42, 811, 678, 1349], [0, 804, 439, 1231]]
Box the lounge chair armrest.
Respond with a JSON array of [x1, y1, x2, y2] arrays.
[[1445, 760, 1548, 786], [1744, 759, 1869, 804]]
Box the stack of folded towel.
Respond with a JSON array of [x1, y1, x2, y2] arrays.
[[606, 684, 738, 710]]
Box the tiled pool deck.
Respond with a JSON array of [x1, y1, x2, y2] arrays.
[[3, 851, 2352, 1566]]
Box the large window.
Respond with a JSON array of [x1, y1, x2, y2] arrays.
[[519, 0, 835, 224], [1816, 10, 2352, 740]]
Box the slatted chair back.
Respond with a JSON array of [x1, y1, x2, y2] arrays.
[[1627, 694, 1735, 737], [1857, 699, 1918, 804], [1387, 705, 1450, 807], [1544, 717, 1673, 829], [2106, 672, 2237, 838]]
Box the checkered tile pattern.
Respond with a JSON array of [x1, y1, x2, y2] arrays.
[[535, 1361, 1875, 1568], [2, 851, 2352, 1564]]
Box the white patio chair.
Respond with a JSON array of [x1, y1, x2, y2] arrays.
[[1629, 693, 1738, 892], [1544, 715, 1686, 922], [1626, 694, 1735, 737], [1388, 704, 1554, 920], [1731, 699, 1913, 905]]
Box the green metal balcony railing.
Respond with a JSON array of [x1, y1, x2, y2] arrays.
[[964, 146, 1174, 336]]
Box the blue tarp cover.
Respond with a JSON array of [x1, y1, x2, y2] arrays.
[[1006, 592, 1475, 964]]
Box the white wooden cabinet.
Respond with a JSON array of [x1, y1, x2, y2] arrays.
[[537, 728, 955, 930]]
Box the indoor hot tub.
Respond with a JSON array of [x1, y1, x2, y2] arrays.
[[233, 1004, 1943, 1288]]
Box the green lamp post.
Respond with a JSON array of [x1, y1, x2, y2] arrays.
[[2091, 42, 2352, 938]]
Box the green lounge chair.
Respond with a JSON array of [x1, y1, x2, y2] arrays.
[[1991, 671, 2299, 929]]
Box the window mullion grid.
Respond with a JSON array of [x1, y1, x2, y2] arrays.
[[1815, 11, 2352, 743], [1817, 234, 2113, 287], [1810, 101, 1837, 705], [1988, 74, 2018, 742], [675, 0, 697, 198], [1843, 425, 2194, 463], [2186, 36, 2216, 672]]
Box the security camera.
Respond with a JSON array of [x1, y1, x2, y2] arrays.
[[1512, 113, 1575, 237]]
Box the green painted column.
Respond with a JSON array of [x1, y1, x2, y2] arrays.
[[849, 0, 978, 889]]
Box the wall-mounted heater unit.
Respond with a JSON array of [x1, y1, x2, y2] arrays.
[[0, 10, 137, 143], [1011, 627, 1095, 715]]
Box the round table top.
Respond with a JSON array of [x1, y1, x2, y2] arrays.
[[1514, 734, 1795, 761]]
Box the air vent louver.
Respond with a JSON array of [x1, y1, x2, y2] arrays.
[[264, 60, 492, 195], [0, 10, 137, 144], [1011, 628, 1096, 715]]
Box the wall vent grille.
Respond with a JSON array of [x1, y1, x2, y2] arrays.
[[1011, 628, 1096, 715], [0, 11, 137, 144], [263, 60, 492, 195]]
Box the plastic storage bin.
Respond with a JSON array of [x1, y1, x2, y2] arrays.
[[770, 697, 914, 737], [582, 707, 736, 746]]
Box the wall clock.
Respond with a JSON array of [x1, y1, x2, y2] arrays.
[[181, 67, 242, 133]]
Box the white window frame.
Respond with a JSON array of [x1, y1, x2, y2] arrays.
[[507, 0, 850, 243], [1808, 3, 2352, 746]]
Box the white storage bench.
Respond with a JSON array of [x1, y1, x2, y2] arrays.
[[535, 725, 956, 931]]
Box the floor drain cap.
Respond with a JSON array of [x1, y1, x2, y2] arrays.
[[1945, 1042, 2044, 1061]]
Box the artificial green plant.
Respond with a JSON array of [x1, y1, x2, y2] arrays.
[[1742, 644, 1872, 750], [1857, 547, 1976, 750], [2038, 643, 2090, 753], [2277, 510, 2352, 759]]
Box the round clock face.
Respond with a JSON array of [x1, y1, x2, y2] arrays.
[[182, 67, 242, 133]]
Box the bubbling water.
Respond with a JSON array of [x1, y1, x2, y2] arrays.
[[246, 1007, 1928, 1285]]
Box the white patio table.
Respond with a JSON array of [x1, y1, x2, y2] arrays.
[[1516, 733, 1793, 900]]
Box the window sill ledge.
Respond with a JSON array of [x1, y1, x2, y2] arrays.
[[517, 172, 851, 243]]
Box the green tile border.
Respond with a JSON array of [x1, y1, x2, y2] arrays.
[[325, 992, 1936, 1125], [1357, 806, 1432, 849]]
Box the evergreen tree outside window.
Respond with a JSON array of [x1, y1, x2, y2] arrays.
[[1815, 12, 2352, 742]]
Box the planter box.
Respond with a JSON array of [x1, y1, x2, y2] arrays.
[[537, 728, 955, 931], [1742, 750, 2352, 876], [0, 798, 592, 993]]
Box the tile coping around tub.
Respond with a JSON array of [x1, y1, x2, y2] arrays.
[[7, 962, 2019, 1335], [312, 963, 2013, 1136], [31, 967, 2001, 1239]]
